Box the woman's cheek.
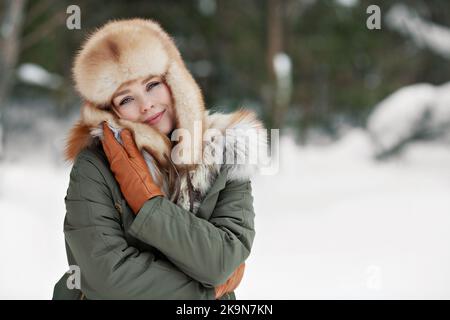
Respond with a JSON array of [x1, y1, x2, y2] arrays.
[[161, 116, 171, 134], [167, 109, 176, 131], [160, 111, 174, 135], [121, 108, 139, 121]]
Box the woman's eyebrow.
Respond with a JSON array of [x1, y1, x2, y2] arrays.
[[112, 89, 130, 99], [141, 75, 157, 85]]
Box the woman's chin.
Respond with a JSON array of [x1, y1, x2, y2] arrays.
[[146, 122, 171, 136]]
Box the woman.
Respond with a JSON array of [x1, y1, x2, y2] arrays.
[[53, 18, 266, 300]]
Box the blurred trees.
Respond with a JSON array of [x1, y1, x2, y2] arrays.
[[0, 0, 27, 159], [2, 0, 449, 148]]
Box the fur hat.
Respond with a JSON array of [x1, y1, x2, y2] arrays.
[[71, 18, 205, 165]]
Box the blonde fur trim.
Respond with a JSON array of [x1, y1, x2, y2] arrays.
[[64, 106, 268, 213]]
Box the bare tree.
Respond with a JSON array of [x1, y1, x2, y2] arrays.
[[0, 0, 27, 160], [266, 0, 292, 130]]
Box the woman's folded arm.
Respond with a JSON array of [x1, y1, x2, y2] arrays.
[[129, 168, 256, 287], [64, 155, 215, 299]]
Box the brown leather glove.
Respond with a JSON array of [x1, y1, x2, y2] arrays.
[[101, 122, 164, 214], [214, 263, 246, 299]]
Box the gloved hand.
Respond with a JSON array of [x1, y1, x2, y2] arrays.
[[101, 122, 164, 214], [214, 263, 246, 299]]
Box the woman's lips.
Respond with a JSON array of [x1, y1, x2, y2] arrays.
[[144, 110, 165, 125]]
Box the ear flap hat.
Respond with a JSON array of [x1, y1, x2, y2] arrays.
[[66, 18, 268, 211], [70, 18, 205, 166]]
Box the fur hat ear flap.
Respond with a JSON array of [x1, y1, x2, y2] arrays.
[[164, 61, 205, 166]]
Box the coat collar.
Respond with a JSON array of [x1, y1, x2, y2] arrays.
[[64, 103, 267, 204]]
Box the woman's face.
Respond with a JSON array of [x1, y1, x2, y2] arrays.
[[110, 75, 176, 136]]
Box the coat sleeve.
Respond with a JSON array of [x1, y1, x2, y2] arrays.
[[63, 154, 216, 299], [128, 168, 256, 287]]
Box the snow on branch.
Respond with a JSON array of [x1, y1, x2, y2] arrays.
[[386, 4, 450, 59]]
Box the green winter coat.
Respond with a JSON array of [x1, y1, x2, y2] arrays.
[[52, 139, 256, 300]]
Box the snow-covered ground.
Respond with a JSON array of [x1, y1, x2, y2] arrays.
[[1, 114, 450, 299], [244, 130, 450, 299]]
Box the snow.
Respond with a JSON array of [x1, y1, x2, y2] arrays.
[[241, 131, 450, 299], [367, 82, 450, 156], [16, 63, 63, 90], [386, 4, 450, 59], [0, 163, 69, 299], [273, 53, 292, 78], [335, 0, 359, 8], [273, 52, 293, 109], [197, 0, 216, 16], [0, 117, 3, 157], [1, 109, 450, 299]]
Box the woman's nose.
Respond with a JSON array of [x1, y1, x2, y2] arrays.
[[140, 102, 154, 113]]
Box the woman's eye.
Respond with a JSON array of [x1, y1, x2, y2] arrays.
[[119, 97, 132, 106], [146, 81, 160, 91]]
